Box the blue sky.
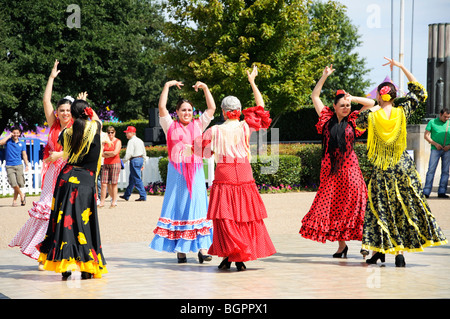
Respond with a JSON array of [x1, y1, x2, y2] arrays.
[[334, 0, 450, 94]]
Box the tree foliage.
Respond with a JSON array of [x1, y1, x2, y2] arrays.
[[161, 0, 371, 124], [0, 0, 167, 132], [308, 1, 372, 106]]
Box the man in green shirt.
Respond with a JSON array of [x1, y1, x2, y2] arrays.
[[423, 108, 450, 198]]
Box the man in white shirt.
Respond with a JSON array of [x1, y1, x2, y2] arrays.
[[120, 126, 147, 201]]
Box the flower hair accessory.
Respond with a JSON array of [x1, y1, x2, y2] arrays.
[[63, 96, 75, 103], [84, 107, 94, 119], [380, 86, 391, 101], [336, 89, 346, 96], [226, 110, 241, 120]]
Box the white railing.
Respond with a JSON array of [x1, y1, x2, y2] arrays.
[[1, 157, 216, 196], [0, 160, 43, 196]]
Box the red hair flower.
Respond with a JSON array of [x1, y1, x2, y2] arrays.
[[84, 107, 94, 119], [226, 110, 241, 120], [380, 86, 391, 101], [380, 86, 391, 95], [336, 89, 346, 96]]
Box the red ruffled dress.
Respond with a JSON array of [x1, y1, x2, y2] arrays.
[[200, 106, 276, 262], [299, 107, 367, 243]]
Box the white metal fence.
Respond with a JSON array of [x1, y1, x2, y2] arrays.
[[0, 157, 215, 196]]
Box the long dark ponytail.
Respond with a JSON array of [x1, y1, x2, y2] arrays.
[[70, 99, 90, 155]]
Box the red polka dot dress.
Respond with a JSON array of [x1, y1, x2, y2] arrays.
[[299, 107, 367, 243]]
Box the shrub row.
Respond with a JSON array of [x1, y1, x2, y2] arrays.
[[151, 143, 373, 194]]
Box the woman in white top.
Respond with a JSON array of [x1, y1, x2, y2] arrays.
[[149, 80, 216, 263]]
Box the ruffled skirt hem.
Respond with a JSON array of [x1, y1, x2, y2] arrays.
[[208, 219, 276, 262], [361, 239, 448, 255], [37, 253, 107, 278], [300, 215, 364, 243], [150, 233, 213, 254], [8, 217, 49, 260]]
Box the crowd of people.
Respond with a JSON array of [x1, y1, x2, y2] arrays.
[[2, 57, 448, 280]]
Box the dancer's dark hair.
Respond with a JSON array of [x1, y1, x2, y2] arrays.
[[70, 99, 90, 155]]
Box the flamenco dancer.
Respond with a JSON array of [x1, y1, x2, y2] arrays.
[[356, 57, 447, 266], [37, 97, 107, 279], [9, 60, 73, 269], [149, 80, 215, 263], [200, 66, 276, 271], [299, 65, 373, 258]]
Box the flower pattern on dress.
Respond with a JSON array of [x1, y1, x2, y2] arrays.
[[357, 82, 447, 253]]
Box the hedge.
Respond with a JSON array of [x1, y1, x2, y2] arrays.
[[141, 142, 374, 195], [154, 144, 372, 189]]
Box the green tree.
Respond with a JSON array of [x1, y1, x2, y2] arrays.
[[308, 1, 372, 106], [161, 0, 371, 125], [0, 0, 167, 132]]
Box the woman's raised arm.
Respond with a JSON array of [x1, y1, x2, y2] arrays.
[[43, 60, 61, 127]]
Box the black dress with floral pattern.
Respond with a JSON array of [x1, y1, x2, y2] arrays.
[[356, 82, 447, 254], [37, 121, 107, 277]]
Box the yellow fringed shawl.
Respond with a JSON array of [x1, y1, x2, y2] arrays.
[[367, 107, 407, 170], [62, 120, 102, 179]]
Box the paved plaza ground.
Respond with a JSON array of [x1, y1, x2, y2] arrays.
[[0, 191, 449, 304]]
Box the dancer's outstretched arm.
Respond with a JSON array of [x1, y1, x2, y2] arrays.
[[383, 57, 417, 83], [43, 60, 61, 127], [311, 65, 334, 116], [345, 93, 375, 112], [247, 66, 264, 108], [193, 81, 216, 118], [159, 80, 183, 118]]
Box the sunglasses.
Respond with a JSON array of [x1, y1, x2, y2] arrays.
[[107, 132, 115, 134]]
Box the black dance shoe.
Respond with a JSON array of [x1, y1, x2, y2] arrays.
[[81, 272, 92, 279], [218, 257, 231, 269], [332, 245, 348, 258], [198, 251, 212, 264], [360, 249, 370, 259], [366, 252, 385, 264], [177, 253, 187, 263], [395, 254, 406, 267], [61, 271, 71, 280], [236, 262, 247, 271]]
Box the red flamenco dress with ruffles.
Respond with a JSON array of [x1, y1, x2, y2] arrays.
[[299, 107, 367, 243], [201, 106, 276, 262]]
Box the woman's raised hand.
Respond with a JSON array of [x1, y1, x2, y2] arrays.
[[166, 80, 184, 90], [77, 91, 88, 101], [50, 60, 61, 79], [322, 64, 335, 78], [382, 57, 403, 71], [247, 65, 258, 83], [193, 81, 207, 92]]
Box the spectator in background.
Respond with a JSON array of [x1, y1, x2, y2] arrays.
[[100, 126, 121, 208], [423, 108, 450, 199], [0, 126, 30, 207], [120, 126, 147, 201]]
